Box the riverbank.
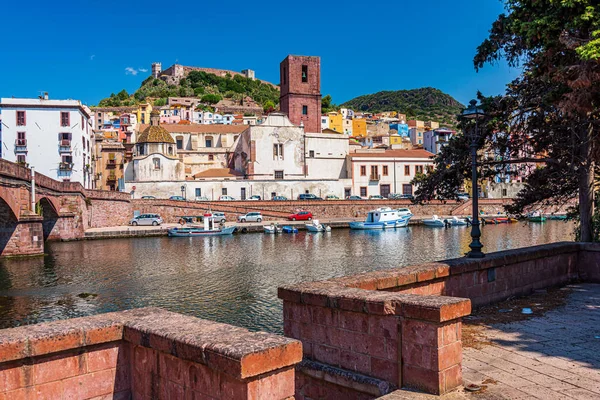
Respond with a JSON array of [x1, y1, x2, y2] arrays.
[[82, 215, 473, 240]]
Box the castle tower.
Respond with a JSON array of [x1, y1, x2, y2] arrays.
[[279, 55, 322, 133], [151, 62, 162, 78]]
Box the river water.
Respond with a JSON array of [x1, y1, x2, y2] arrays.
[[0, 221, 573, 333]]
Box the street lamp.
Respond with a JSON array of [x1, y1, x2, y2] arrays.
[[462, 100, 485, 258], [181, 184, 187, 200]]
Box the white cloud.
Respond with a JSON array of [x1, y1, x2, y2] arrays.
[[139, 68, 148, 72], [90, 54, 96, 61], [125, 67, 139, 76]]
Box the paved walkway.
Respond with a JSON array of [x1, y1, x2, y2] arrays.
[[382, 283, 600, 399]]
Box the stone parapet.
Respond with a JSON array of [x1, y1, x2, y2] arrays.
[[0, 307, 302, 399]]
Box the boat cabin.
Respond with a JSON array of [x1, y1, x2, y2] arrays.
[[366, 208, 400, 223]]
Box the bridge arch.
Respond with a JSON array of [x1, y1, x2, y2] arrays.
[[37, 197, 59, 242], [0, 196, 18, 255]]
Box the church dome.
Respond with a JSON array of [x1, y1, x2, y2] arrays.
[[137, 110, 175, 144]]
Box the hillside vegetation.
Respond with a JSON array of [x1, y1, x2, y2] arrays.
[[98, 71, 280, 109], [341, 87, 464, 126]]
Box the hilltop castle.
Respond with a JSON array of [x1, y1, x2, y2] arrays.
[[150, 62, 275, 86]]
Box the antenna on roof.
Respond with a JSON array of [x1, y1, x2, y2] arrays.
[[38, 91, 49, 100]]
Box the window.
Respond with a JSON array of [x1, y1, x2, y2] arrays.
[[271, 192, 277, 199], [302, 65, 308, 82], [404, 165, 410, 176], [273, 143, 284, 160], [153, 158, 160, 169], [415, 165, 424, 174], [16, 132, 26, 146], [222, 188, 227, 195], [208, 154, 214, 161], [176, 138, 183, 150], [168, 146, 173, 155], [360, 166, 366, 176], [274, 170, 284, 179], [502, 188, 508, 197], [370, 165, 379, 179], [205, 136, 213, 148], [302, 105, 308, 115], [81, 115, 84, 128], [62, 155, 73, 164], [383, 165, 389, 176], [309, 150, 315, 158], [16, 111, 26, 126], [17, 154, 26, 164], [195, 188, 201, 197], [360, 187, 367, 197], [402, 184, 413, 195], [61, 112, 70, 127]]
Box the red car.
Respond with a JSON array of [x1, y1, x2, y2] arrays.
[[288, 211, 313, 221]]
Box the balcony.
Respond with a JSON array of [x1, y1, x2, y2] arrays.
[[369, 174, 380, 181], [106, 159, 117, 169], [59, 162, 73, 171], [59, 140, 72, 152], [14, 139, 27, 152], [106, 173, 117, 182]]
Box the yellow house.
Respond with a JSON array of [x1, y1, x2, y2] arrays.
[[136, 103, 153, 125], [328, 112, 343, 133], [352, 119, 367, 137], [389, 135, 403, 145]]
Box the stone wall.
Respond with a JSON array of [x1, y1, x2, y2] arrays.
[[279, 242, 599, 398], [0, 307, 301, 399]]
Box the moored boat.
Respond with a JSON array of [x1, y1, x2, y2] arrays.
[[548, 214, 567, 221], [306, 220, 332, 232], [422, 215, 446, 227], [168, 213, 236, 237], [528, 216, 547, 222], [446, 216, 468, 226], [281, 226, 298, 233], [349, 207, 411, 230], [264, 224, 283, 234]]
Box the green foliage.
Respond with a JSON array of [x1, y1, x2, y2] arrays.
[[341, 88, 464, 126], [153, 98, 167, 107], [263, 100, 276, 113], [201, 94, 222, 104], [321, 94, 338, 113]]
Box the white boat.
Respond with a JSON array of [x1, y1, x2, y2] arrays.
[[422, 215, 446, 227], [349, 207, 412, 230], [446, 216, 468, 226], [264, 224, 283, 234], [305, 219, 331, 232], [168, 213, 236, 237]]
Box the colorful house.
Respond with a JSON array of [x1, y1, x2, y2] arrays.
[[327, 112, 343, 133], [136, 103, 153, 125], [352, 119, 367, 137]]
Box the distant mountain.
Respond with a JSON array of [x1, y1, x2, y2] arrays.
[[341, 87, 464, 126]]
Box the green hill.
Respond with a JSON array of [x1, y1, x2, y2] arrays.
[[97, 70, 280, 109], [341, 87, 464, 126]]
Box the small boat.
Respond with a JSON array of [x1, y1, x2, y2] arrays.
[[306, 219, 332, 232], [281, 226, 298, 233], [168, 213, 236, 237], [422, 215, 446, 227], [349, 207, 412, 230], [264, 224, 283, 234], [446, 216, 468, 226], [548, 214, 567, 221], [528, 216, 547, 222], [494, 217, 510, 224]]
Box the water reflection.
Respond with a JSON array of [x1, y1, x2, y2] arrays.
[[0, 221, 574, 333]]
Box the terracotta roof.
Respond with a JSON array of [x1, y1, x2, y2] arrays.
[[138, 124, 248, 134], [137, 125, 175, 144], [349, 149, 434, 159], [193, 168, 244, 178]]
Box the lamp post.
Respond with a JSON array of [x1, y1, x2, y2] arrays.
[[181, 184, 187, 200], [462, 100, 485, 258]]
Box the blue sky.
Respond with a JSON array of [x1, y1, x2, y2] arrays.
[[1, 0, 519, 107]]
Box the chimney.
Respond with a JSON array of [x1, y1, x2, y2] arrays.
[[44, 92, 49, 100]]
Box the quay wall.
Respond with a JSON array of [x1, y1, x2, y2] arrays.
[[279, 242, 598, 398], [0, 308, 301, 399]]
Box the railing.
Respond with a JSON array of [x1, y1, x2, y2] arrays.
[[107, 159, 116, 168], [59, 162, 73, 171], [107, 173, 117, 182], [59, 140, 71, 151], [369, 174, 380, 181]]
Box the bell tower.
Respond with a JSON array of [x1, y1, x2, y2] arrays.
[[279, 55, 322, 133]]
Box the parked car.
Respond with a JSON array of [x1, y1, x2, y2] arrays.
[[169, 196, 186, 201], [346, 195, 363, 200], [387, 193, 402, 200], [396, 194, 415, 200], [397, 208, 413, 217], [272, 195, 288, 201], [219, 195, 236, 201], [212, 212, 226, 223], [130, 214, 163, 226], [298, 193, 322, 200], [288, 211, 313, 221], [325, 195, 340, 200], [195, 196, 209, 201], [456, 192, 470, 201], [238, 212, 263, 223], [247, 195, 262, 201], [141, 195, 156, 199], [369, 195, 386, 200]]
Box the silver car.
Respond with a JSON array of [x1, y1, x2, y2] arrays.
[[130, 213, 163, 226], [237, 212, 263, 223]]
